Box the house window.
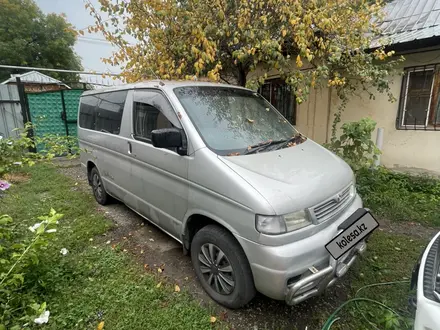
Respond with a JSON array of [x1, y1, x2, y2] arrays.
[[397, 65, 440, 130], [259, 79, 296, 125]]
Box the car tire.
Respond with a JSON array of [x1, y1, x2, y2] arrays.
[[191, 225, 256, 309], [90, 167, 111, 205]]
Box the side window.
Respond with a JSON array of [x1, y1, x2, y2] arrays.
[[95, 91, 128, 134], [79, 95, 99, 130], [133, 90, 181, 142]]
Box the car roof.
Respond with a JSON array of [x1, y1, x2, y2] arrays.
[[82, 80, 251, 96]]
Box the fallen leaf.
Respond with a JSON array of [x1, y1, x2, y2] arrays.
[[184, 277, 189, 281], [106, 240, 111, 245], [227, 152, 240, 156], [123, 249, 127, 252], [144, 264, 149, 270], [174, 284, 181, 292], [219, 311, 228, 321], [156, 282, 162, 288], [75, 182, 78, 186], [246, 118, 254, 123], [97, 321, 104, 330], [140, 249, 144, 254], [395, 247, 401, 251], [210, 316, 217, 323], [149, 238, 154, 242], [89, 238, 93, 242], [158, 268, 163, 273]]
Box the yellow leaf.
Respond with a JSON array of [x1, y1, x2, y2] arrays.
[[281, 29, 287, 37], [97, 321, 104, 330], [210, 316, 217, 323], [174, 284, 180, 292], [296, 55, 303, 68], [156, 282, 162, 288]]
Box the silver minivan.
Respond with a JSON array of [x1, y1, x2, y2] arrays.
[[78, 81, 373, 309]]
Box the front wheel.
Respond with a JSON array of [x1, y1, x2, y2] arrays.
[[191, 225, 256, 309]]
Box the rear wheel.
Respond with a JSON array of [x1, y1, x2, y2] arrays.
[[90, 167, 111, 205], [191, 225, 256, 309]]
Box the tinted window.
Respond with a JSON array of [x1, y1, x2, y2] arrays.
[[133, 90, 180, 142], [79, 91, 128, 133], [95, 91, 127, 134], [79, 95, 99, 130]]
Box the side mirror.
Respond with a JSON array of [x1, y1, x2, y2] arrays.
[[151, 128, 186, 155]]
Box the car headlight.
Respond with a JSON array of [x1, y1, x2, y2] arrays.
[[256, 210, 311, 235]]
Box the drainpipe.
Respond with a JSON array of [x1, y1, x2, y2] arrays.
[[373, 128, 384, 167]]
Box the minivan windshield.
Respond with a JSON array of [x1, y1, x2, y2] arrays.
[[174, 86, 298, 155]]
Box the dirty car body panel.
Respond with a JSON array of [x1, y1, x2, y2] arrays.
[[78, 81, 370, 308]]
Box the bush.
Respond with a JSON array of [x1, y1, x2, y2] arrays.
[[356, 167, 440, 226], [0, 209, 63, 329], [0, 123, 80, 177], [327, 117, 380, 171]]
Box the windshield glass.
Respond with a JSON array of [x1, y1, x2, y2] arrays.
[[174, 86, 298, 155]]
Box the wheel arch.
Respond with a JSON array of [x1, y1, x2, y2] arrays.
[[86, 160, 96, 185], [182, 211, 241, 252]]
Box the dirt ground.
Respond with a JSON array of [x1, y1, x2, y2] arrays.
[[55, 158, 436, 330]]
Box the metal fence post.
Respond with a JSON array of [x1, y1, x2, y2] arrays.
[[60, 89, 69, 137], [16, 77, 36, 152]]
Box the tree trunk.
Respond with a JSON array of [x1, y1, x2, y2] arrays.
[[237, 68, 247, 87]]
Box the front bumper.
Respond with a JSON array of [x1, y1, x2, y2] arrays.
[[286, 241, 366, 305], [235, 195, 364, 302]]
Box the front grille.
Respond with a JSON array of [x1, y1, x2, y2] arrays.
[[310, 184, 354, 223], [423, 235, 440, 301]]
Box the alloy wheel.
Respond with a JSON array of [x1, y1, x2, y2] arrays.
[[198, 243, 235, 295]]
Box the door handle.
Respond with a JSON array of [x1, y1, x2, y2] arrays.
[[128, 141, 132, 155]]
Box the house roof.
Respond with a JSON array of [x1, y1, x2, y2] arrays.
[[376, 0, 440, 46], [1, 71, 69, 87]]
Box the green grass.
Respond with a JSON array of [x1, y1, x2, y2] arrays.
[[356, 167, 440, 227], [325, 230, 425, 330], [1, 164, 217, 330]]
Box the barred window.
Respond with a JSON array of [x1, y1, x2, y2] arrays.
[[397, 65, 440, 130], [259, 79, 296, 125]]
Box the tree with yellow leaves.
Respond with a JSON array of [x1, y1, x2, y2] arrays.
[[87, 0, 401, 107]]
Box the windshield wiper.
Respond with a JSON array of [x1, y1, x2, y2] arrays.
[[243, 139, 286, 155], [243, 134, 307, 155], [272, 134, 307, 151]]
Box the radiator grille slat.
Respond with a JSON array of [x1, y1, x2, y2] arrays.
[[310, 185, 354, 223]]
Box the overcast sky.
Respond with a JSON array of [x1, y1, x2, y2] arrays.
[[35, 0, 120, 74]]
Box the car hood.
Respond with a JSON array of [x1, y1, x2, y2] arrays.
[[219, 139, 353, 215]]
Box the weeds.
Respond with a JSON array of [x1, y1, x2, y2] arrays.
[[357, 167, 440, 226]]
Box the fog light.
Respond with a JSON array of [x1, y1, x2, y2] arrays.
[[357, 242, 367, 254], [336, 263, 348, 277]]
